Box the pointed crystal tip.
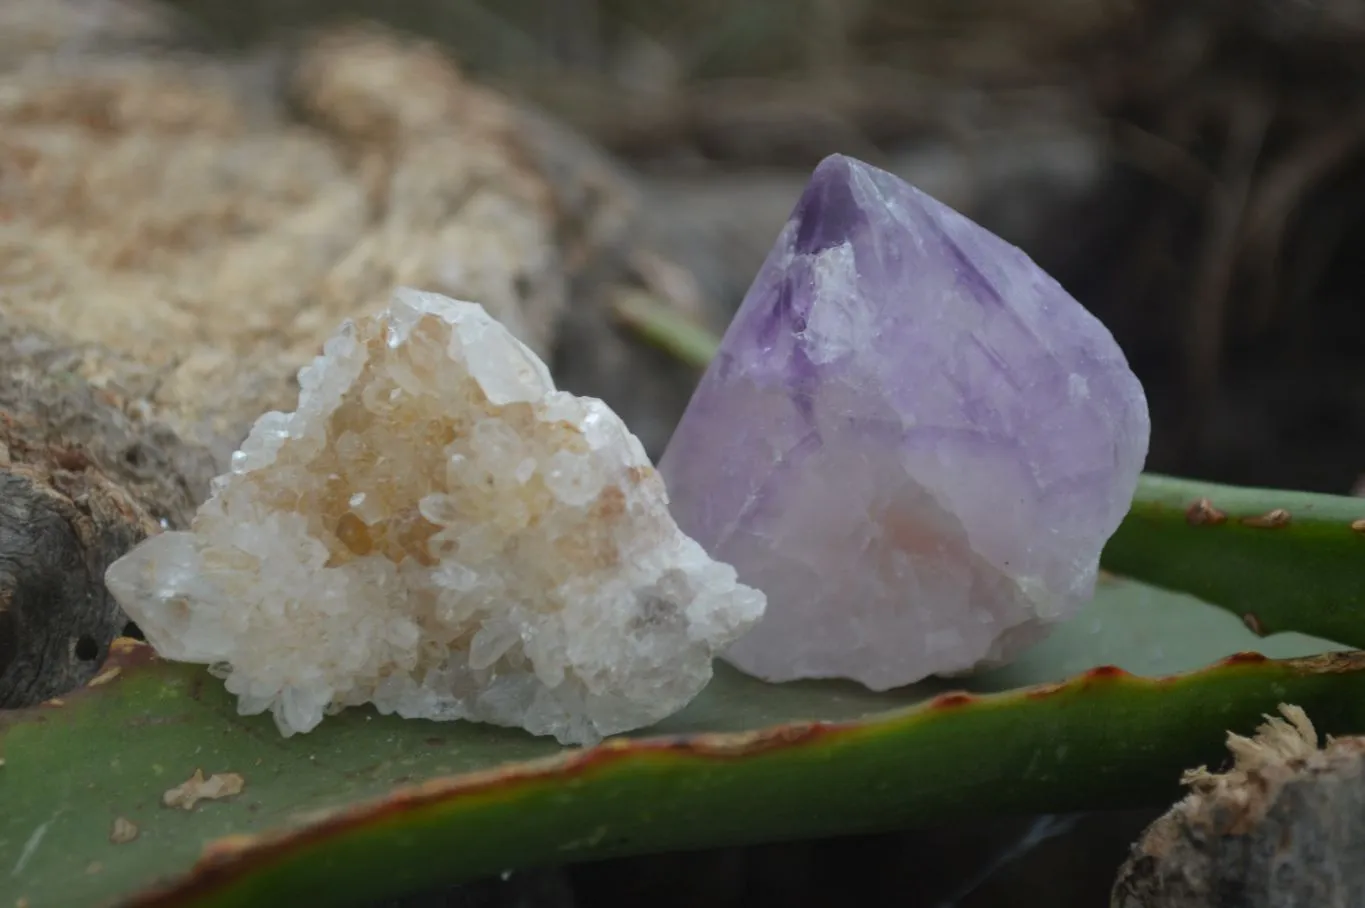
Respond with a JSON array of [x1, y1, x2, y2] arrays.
[[660, 154, 1150, 690]]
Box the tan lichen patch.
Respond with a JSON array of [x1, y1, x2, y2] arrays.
[[1180, 703, 1321, 829], [1115, 702, 1364, 902], [162, 770, 246, 811]]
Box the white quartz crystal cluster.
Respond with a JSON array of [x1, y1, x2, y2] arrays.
[[105, 289, 765, 745]]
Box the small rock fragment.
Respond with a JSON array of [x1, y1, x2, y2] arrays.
[[106, 290, 764, 745], [660, 154, 1150, 689], [162, 770, 245, 810], [108, 817, 139, 844]]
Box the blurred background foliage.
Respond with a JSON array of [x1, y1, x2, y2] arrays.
[[51, 0, 1365, 904], [165, 0, 1365, 497]]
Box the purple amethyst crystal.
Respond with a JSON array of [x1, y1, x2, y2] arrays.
[[658, 154, 1150, 689]]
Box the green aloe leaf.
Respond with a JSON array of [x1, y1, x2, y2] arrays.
[[1, 577, 1349, 908], [1104, 474, 1365, 647]]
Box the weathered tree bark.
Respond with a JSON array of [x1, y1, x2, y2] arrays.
[[1112, 705, 1365, 908], [0, 328, 218, 707], [0, 467, 145, 705]]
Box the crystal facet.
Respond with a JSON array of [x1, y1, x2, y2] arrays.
[[659, 154, 1150, 689], [105, 289, 765, 745]]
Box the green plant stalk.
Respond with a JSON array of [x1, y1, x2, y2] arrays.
[[612, 296, 1365, 647], [611, 291, 719, 368], [102, 654, 1365, 906], [1104, 474, 1365, 647], [2, 643, 1362, 908]]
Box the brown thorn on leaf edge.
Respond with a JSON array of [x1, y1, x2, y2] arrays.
[[1240, 508, 1292, 529], [1185, 498, 1228, 526]]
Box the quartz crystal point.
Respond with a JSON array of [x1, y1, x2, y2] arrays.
[[659, 154, 1150, 690], [105, 289, 765, 745]]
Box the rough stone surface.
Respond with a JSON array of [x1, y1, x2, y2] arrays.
[[1114, 699, 1365, 908], [0, 324, 216, 709], [659, 154, 1149, 689], [0, 11, 674, 456], [104, 289, 765, 746]]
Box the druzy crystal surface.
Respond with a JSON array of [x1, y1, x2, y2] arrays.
[[659, 154, 1149, 689], [105, 289, 764, 745]]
